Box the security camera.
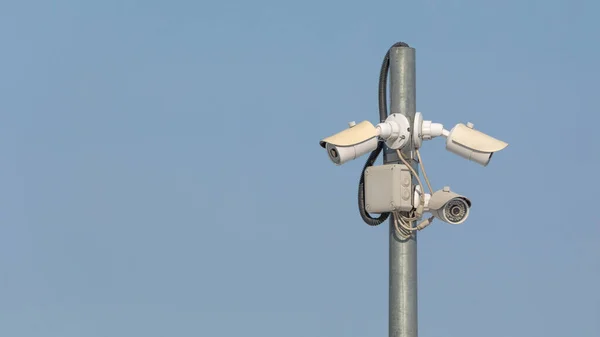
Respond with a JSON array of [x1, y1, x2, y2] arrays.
[[414, 186, 471, 225], [320, 121, 380, 165], [444, 123, 508, 166], [320, 114, 411, 165], [413, 112, 508, 166]]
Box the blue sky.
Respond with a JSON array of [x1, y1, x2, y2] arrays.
[[1, 0, 598, 336]]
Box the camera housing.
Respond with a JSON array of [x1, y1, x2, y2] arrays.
[[320, 121, 380, 165], [445, 123, 508, 167], [425, 186, 471, 225]]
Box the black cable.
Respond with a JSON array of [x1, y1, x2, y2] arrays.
[[358, 42, 409, 226], [357, 142, 386, 226], [379, 42, 408, 122]]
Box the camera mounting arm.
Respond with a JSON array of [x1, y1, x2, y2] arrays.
[[412, 112, 447, 149], [376, 113, 411, 150]]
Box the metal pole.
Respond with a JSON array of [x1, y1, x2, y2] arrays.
[[385, 46, 418, 337]]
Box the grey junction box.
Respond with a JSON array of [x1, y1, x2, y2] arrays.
[[364, 164, 413, 213]]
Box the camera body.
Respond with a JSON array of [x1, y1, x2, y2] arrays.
[[319, 121, 379, 165], [444, 122, 508, 167], [427, 186, 471, 225]]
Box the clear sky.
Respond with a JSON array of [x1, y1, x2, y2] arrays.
[[1, 1, 598, 336]]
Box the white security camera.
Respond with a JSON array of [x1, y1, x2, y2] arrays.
[[414, 186, 471, 225], [320, 115, 411, 165], [413, 112, 508, 166], [319, 121, 380, 165]]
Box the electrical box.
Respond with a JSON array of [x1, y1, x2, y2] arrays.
[[364, 164, 413, 213]]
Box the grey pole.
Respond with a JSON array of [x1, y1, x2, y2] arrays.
[[385, 46, 418, 337]]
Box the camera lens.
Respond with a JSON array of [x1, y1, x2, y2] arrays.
[[444, 199, 468, 224], [329, 148, 339, 158]]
